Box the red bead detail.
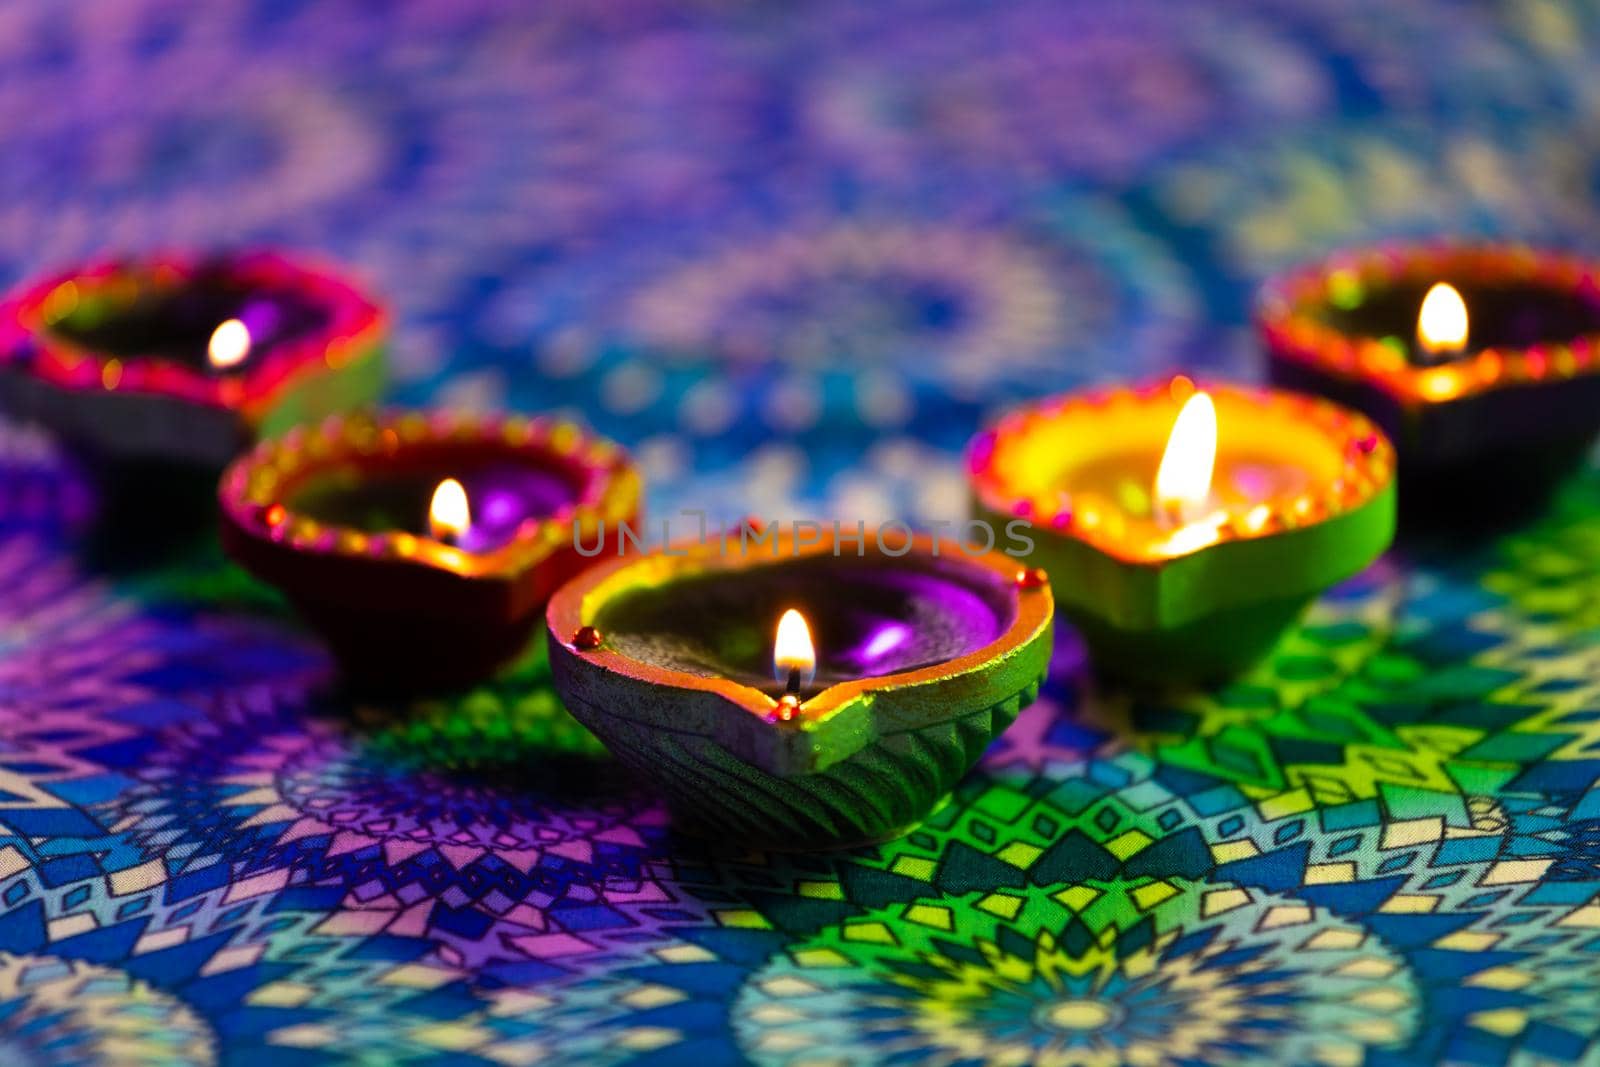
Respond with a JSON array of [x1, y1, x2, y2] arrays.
[[1355, 434, 1378, 454], [263, 503, 287, 527], [572, 625, 604, 651], [773, 694, 802, 722], [1016, 567, 1049, 590]]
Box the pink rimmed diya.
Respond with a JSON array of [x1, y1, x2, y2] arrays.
[[969, 378, 1395, 685], [1259, 243, 1600, 514], [220, 410, 640, 692], [546, 526, 1053, 849], [0, 250, 386, 469]]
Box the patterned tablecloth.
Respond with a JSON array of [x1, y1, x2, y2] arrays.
[[2, 1, 1599, 1063]]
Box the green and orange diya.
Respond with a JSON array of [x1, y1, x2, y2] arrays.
[[545, 525, 1054, 849], [0, 250, 386, 469], [1259, 243, 1600, 515], [969, 378, 1395, 685], [221, 409, 640, 692]]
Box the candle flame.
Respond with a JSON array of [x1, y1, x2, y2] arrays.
[[1154, 390, 1217, 518], [1417, 282, 1468, 356], [207, 318, 251, 369], [429, 478, 471, 542], [773, 608, 816, 688]]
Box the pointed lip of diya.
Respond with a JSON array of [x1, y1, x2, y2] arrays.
[[967, 380, 1396, 632], [0, 249, 386, 421], [219, 409, 641, 621], [545, 528, 1054, 778], [1256, 242, 1600, 408]]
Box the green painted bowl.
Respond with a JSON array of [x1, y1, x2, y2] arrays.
[[970, 380, 1397, 687]]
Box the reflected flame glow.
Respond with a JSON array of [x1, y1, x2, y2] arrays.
[[1161, 518, 1223, 557], [861, 622, 910, 662]]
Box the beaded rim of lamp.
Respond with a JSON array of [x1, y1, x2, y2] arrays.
[[1256, 242, 1600, 407], [220, 409, 640, 585], [0, 250, 385, 427], [219, 409, 641, 691], [968, 380, 1395, 571], [545, 526, 1053, 848]]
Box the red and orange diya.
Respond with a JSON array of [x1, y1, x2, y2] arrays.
[[1259, 243, 1600, 514], [969, 378, 1396, 685], [220, 410, 640, 692], [0, 250, 386, 470], [546, 525, 1054, 849]]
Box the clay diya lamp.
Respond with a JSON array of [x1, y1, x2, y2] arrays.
[[0, 250, 385, 552], [546, 525, 1054, 849], [0, 249, 385, 467], [220, 409, 641, 692], [1258, 243, 1600, 518], [969, 377, 1395, 685]]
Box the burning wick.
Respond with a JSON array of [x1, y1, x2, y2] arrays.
[[1417, 281, 1468, 361], [1154, 390, 1218, 527], [774, 608, 816, 698], [207, 318, 251, 369], [429, 478, 471, 544]]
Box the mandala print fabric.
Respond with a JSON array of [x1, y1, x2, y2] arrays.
[[1, 0, 1599, 1064]]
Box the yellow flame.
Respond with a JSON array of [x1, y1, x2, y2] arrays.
[[1417, 282, 1468, 356], [1154, 391, 1217, 518], [428, 478, 471, 542], [774, 608, 816, 687], [207, 318, 251, 369]]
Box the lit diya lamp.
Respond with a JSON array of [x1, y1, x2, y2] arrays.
[[0, 251, 386, 558], [968, 378, 1395, 685], [220, 410, 640, 692], [1259, 243, 1600, 515], [0, 250, 385, 469], [546, 525, 1053, 849]]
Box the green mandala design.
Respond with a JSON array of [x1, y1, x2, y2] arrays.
[[733, 879, 1417, 1067], [1483, 474, 1600, 636], [679, 750, 1205, 939], [353, 642, 608, 772]]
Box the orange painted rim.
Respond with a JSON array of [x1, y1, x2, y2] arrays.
[[219, 408, 640, 582], [967, 378, 1395, 567], [546, 525, 1054, 727], [0, 249, 386, 422], [1257, 242, 1600, 407]]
